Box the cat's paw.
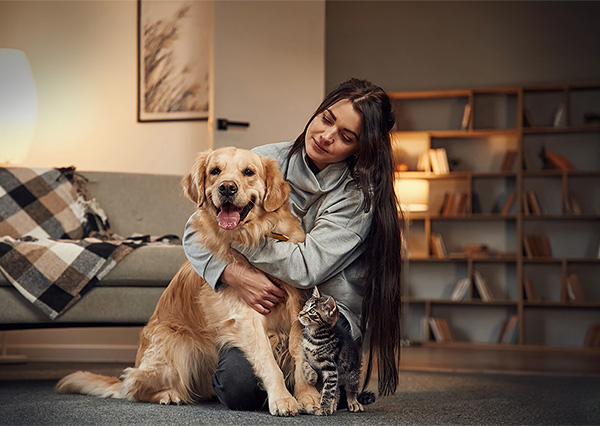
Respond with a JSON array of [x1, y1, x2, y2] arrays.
[[268, 395, 299, 417], [347, 400, 365, 413], [302, 361, 318, 385], [315, 406, 336, 416], [296, 388, 321, 414]]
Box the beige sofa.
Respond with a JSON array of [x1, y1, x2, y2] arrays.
[[0, 171, 196, 329]]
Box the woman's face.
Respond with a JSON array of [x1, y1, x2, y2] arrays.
[[304, 99, 362, 171]]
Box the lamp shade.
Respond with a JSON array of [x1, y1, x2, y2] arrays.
[[395, 179, 429, 212], [0, 49, 37, 164]]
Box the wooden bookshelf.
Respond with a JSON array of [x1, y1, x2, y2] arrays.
[[393, 82, 600, 352]]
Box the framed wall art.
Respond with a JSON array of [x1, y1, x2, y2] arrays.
[[137, 0, 212, 122]]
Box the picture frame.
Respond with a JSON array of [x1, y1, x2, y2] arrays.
[[137, 0, 212, 122]]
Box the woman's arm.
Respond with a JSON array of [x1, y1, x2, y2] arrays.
[[183, 212, 286, 315], [234, 190, 372, 289]]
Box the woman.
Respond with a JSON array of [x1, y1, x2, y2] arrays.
[[183, 78, 402, 410]]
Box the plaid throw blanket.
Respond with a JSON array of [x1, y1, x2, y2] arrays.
[[0, 167, 141, 319], [0, 167, 89, 240], [0, 236, 139, 319]]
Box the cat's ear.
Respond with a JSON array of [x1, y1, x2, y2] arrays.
[[325, 296, 337, 316], [312, 287, 320, 298]]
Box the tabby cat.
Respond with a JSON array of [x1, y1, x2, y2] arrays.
[[298, 287, 375, 415]]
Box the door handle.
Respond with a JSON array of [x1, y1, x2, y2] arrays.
[[217, 118, 250, 131]]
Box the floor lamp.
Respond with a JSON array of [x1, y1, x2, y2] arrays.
[[0, 48, 36, 362]]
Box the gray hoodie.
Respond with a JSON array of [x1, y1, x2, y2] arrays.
[[183, 141, 372, 339]]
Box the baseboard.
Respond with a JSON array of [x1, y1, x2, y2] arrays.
[[4, 344, 137, 363]]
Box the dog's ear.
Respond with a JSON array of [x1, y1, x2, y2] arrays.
[[182, 151, 210, 206], [263, 157, 290, 212]]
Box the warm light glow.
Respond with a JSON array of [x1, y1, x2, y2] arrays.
[[395, 179, 429, 212], [0, 49, 37, 164]]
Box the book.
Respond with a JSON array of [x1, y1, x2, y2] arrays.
[[500, 150, 518, 172], [563, 192, 582, 215], [584, 324, 600, 347], [523, 277, 536, 302], [438, 319, 454, 342], [429, 149, 441, 174], [527, 191, 543, 215], [500, 191, 517, 216], [428, 148, 449, 175], [465, 244, 489, 258], [429, 317, 445, 342], [442, 192, 456, 216], [437, 148, 450, 174], [521, 193, 531, 216], [460, 103, 472, 130], [543, 147, 574, 171], [417, 151, 431, 172], [455, 192, 468, 216], [566, 273, 585, 302], [474, 270, 493, 301], [523, 108, 536, 127], [498, 315, 519, 344], [438, 192, 451, 215], [439, 191, 468, 216], [450, 277, 470, 301], [429, 317, 454, 343], [523, 235, 552, 258], [430, 233, 447, 258]]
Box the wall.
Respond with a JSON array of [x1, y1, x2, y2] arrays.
[[213, 1, 325, 150], [0, 0, 209, 176], [326, 1, 600, 93], [1, 0, 325, 363]]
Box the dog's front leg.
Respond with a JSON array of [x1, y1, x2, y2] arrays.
[[240, 317, 299, 416], [289, 319, 321, 414]]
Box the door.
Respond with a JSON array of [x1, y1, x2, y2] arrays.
[[212, 1, 325, 151]]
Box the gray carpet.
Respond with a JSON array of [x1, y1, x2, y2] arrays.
[[1, 371, 599, 425]]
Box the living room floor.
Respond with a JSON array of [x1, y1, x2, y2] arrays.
[[1, 344, 599, 381]]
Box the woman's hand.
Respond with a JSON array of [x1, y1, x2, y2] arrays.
[[221, 262, 286, 315]]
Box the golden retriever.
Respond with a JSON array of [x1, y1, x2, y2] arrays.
[[56, 147, 321, 416]]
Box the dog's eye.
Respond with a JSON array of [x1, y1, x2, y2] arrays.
[[210, 168, 221, 176], [243, 168, 254, 177]]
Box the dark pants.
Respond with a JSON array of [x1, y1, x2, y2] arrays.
[[211, 314, 353, 411], [211, 346, 268, 411]]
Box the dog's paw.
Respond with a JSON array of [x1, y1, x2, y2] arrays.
[[296, 388, 321, 415], [156, 390, 182, 405], [269, 395, 299, 417]]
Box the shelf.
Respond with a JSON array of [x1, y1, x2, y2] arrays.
[[522, 170, 600, 178], [523, 215, 600, 221], [524, 301, 600, 309], [393, 82, 600, 351], [523, 125, 600, 134], [394, 129, 518, 139], [396, 171, 517, 180], [408, 256, 517, 263], [523, 257, 600, 264]]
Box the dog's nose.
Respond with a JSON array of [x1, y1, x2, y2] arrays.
[[218, 181, 238, 196]]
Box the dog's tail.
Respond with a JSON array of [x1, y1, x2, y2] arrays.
[[55, 371, 124, 399]]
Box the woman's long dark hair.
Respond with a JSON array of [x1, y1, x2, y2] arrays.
[[288, 79, 403, 396]]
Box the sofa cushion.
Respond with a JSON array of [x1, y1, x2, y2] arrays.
[[0, 244, 188, 288]]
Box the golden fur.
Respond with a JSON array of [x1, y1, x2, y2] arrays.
[[56, 147, 320, 416]]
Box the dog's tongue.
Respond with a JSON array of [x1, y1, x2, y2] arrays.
[[217, 205, 241, 230]]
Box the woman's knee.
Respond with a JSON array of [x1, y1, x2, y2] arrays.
[[211, 346, 267, 411]]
